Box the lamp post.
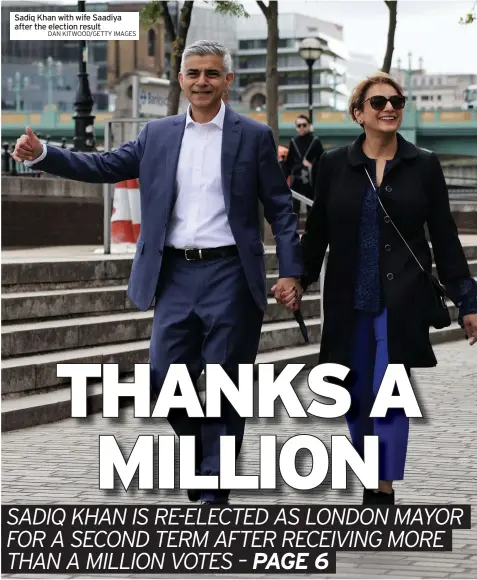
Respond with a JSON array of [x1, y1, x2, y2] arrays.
[[38, 56, 62, 112], [72, 0, 95, 151], [397, 53, 414, 108], [298, 38, 323, 124], [7, 72, 29, 111]]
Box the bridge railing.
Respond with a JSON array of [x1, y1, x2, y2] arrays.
[[1, 138, 105, 177]]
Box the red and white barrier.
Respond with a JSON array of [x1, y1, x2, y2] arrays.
[[95, 180, 142, 254], [127, 179, 141, 243], [111, 181, 135, 245]]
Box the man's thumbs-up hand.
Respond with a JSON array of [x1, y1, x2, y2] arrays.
[[12, 127, 43, 163]]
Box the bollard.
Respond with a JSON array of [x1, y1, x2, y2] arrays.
[[61, 138, 67, 148], [9, 143, 17, 176], [2, 143, 11, 174]]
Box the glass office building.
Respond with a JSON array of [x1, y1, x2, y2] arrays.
[[2, 1, 109, 112], [235, 13, 348, 111]]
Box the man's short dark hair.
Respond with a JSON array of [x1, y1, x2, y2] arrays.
[[296, 115, 311, 125]]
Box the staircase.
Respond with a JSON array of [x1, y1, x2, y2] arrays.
[[2, 244, 477, 432]]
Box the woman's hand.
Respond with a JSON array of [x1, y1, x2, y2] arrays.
[[271, 279, 303, 312], [463, 313, 477, 345]]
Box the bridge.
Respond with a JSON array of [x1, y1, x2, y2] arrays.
[[2, 106, 477, 157]]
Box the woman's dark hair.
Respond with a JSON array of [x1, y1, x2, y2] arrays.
[[349, 72, 404, 123], [296, 114, 311, 125]]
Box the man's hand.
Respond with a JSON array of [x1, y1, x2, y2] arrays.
[[271, 278, 303, 312], [463, 313, 477, 345], [303, 159, 312, 169], [12, 127, 43, 163]]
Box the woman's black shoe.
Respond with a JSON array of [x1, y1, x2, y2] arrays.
[[363, 489, 395, 505]]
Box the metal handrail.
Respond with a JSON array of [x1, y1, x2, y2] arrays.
[[290, 189, 326, 327]]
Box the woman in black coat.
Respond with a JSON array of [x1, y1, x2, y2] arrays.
[[283, 73, 477, 504]]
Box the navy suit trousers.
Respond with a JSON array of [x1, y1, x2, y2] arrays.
[[149, 252, 264, 503]]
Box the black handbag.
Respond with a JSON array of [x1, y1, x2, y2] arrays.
[[364, 167, 451, 330]]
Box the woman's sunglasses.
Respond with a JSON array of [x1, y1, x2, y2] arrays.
[[362, 95, 406, 110]]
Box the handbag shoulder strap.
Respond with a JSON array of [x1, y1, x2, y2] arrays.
[[290, 138, 302, 158], [304, 137, 318, 159], [291, 136, 317, 160], [364, 166, 424, 273]]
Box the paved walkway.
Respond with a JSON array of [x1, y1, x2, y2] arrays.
[[2, 339, 477, 579]]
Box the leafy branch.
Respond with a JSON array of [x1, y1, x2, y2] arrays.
[[459, 0, 476, 23], [204, 0, 249, 18]]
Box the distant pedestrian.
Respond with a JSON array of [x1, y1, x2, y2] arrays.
[[282, 115, 324, 215]]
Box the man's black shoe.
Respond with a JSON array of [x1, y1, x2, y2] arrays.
[[363, 489, 395, 505], [188, 489, 201, 502]]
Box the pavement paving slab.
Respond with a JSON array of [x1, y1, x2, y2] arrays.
[[1, 340, 476, 578]]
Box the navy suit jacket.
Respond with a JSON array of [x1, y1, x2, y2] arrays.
[[33, 105, 304, 312]]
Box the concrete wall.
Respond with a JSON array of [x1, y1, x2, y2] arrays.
[[2, 176, 476, 249], [2, 177, 103, 248]]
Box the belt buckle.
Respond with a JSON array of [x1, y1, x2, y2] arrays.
[[184, 247, 202, 261]]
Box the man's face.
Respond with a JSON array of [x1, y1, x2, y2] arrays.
[[178, 54, 234, 110], [296, 118, 310, 136]]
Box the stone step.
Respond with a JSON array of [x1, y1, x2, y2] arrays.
[[3, 259, 474, 324], [2, 285, 132, 322], [3, 244, 477, 293], [10, 289, 463, 363], [1, 256, 132, 294], [266, 260, 477, 294], [2, 299, 462, 400], [0, 322, 466, 433], [0, 251, 280, 293], [1, 295, 321, 358], [1, 284, 320, 323], [2, 340, 151, 399]]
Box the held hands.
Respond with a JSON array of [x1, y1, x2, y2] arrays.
[[12, 127, 43, 163], [463, 313, 477, 346], [271, 278, 303, 312]]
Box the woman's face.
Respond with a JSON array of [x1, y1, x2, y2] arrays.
[[354, 82, 405, 134]]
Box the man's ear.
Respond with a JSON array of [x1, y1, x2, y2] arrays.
[[225, 72, 234, 90], [178, 72, 184, 89]]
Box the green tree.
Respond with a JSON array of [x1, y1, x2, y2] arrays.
[[141, 1, 248, 116], [459, 1, 476, 23], [257, 1, 279, 145], [381, 1, 398, 74]]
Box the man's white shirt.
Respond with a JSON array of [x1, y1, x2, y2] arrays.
[[24, 144, 47, 165], [25, 101, 235, 249], [166, 100, 235, 249]]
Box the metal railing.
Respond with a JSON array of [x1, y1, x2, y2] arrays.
[[1, 138, 105, 177], [291, 189, 326, 326]]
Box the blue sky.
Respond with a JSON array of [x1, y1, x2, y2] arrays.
[[241, 0, 477, 75]]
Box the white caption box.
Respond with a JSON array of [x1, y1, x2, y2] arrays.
[[10, 12, 139, 40]]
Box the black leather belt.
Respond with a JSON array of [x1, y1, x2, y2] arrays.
[[164, 245, 239, 261]]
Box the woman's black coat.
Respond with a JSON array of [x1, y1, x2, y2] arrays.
[[300, 132, 471, 368]]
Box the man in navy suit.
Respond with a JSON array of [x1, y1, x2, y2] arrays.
[[13, 40, 304, 504]]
